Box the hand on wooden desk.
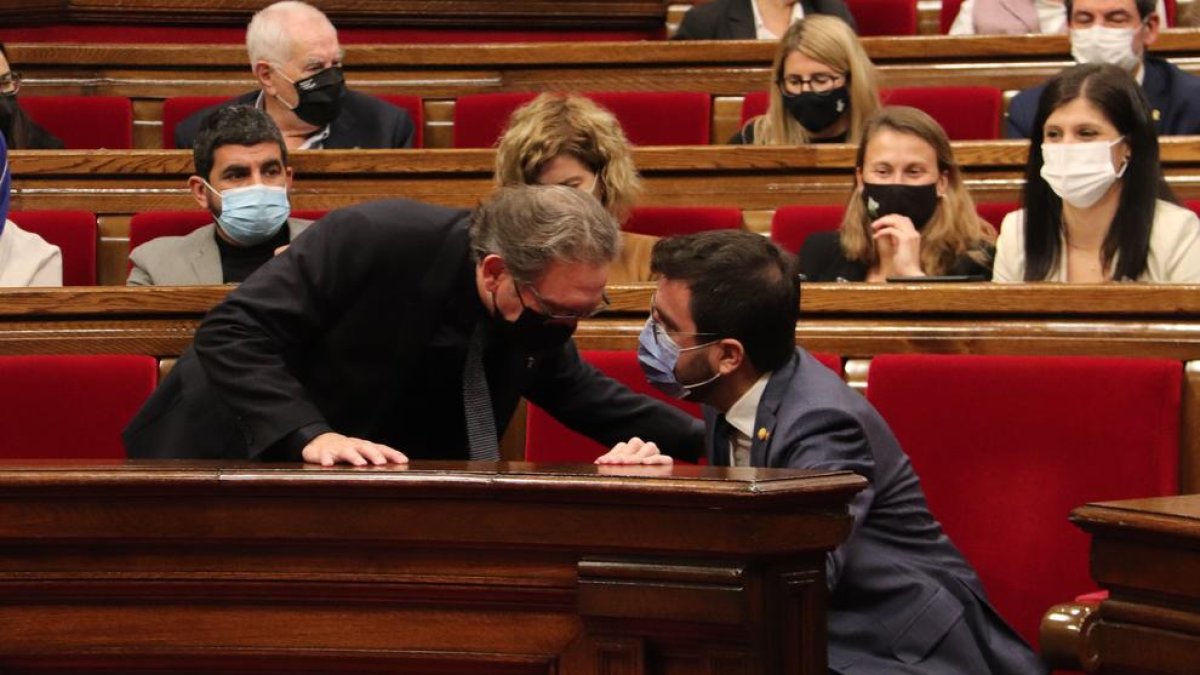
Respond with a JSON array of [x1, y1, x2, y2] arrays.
[[595, 437, 674, 465], [301, 432, 409, 467]]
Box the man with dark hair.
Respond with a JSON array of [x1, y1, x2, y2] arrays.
[[619, 230, 1047, 674], [125, 185, 701, 466], [1007, 0, 1200, 137], [128, 106, 312, 286]]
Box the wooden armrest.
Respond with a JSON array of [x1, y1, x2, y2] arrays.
[[1040, 600, 1102, 672]]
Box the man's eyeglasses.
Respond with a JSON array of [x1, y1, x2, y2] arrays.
[[516, 279, 610, 324], [0, 72, 22, 96], [778, 72, 845, 97], [648, 293, 720, 349]]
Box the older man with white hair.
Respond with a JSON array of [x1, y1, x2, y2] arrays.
[[174, 0, 415, 150]]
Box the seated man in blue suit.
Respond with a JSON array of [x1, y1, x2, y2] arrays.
[[174, 1, 414, 150], [612, 230, 1046, 674], [1008, 0, 1200, 138]]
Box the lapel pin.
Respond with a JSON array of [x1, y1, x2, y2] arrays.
[[1153, 109, 1161, 121], [757, 427, 769, 441]]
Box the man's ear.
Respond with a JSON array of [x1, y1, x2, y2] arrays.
[[478, 253, 508, 294], [253, 61, 276, 93], [1143, 13, 1161, 49], [187, 176, 210, 211], [716, 338, 746, 375]]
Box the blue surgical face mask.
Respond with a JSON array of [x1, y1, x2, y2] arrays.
[[636, 318, 721, 400], [205, 181, 290, 246]]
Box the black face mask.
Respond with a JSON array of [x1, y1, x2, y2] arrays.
[[782, 87, 849, 133], [284, 66, 346, 127], [490, 289, 577, 353], [861, 182, 940, 231], [0, 95, 16, 136]]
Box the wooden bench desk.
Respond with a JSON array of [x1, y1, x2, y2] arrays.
[[0, 460, 864, 675]]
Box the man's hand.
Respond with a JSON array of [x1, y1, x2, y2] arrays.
[[301, 432, 408, 467], [595, 437, 674, 465]]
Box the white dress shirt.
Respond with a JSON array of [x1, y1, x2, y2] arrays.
[[751, 0, 805, 40], [723, 373, 771, 466]]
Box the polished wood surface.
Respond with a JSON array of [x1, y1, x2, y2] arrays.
[[1052, 495, 1200, 674], [8, 32, 1200, 147], [0, 460, 864, 674]]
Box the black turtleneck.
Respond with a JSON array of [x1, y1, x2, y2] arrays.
[[214, 224, 291, 283]]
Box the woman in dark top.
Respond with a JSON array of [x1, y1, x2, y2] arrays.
[[799, 106, 996, 281], [730, 16, 879, 145], [672, 0, 858, 40], [0, 43, 64, 150]]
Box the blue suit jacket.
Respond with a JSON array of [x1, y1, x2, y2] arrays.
[[1008, 57, 1200, 138], [705, 349, 1046, 674]]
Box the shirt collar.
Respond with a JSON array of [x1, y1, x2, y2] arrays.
[[254, 90, 332, 149], [725, 372, 771, 439], [750, 0, 804, 40]]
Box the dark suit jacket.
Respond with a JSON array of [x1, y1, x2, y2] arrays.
[[1007, 57, 1200, 138], [798, 231, 994, 281], [706, 349, 1046, 673], [672, 0, 857, 39], [173, 89, 415, 149], [124, 199, 704, 461]]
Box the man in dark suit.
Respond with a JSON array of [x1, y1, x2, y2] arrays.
[[173, 1, 414, 150], [672, 0, 857, 40], [124, 185, 703, 466], [1007, 0, 1200, 137], [621, 230, 1046, 673]]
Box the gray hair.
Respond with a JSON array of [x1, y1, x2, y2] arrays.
[[246, 1, 336, 66], [471, 185, 621, 282]]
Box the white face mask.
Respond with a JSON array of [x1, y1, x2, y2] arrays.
[[1040, 137, 1129, 209], [1070, 25, 1142, 72]]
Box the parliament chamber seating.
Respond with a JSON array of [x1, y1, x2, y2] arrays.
[[19, 96, 133, 149], [623, 205, 744, 236], [740, 86, 1005, 140], [976, 201, 1018, 230], [865, 354, 1181, 646], [7, 210, 98, 286], [0, 354, 157, 458], [525, 350, 844, 463], [128, 209, 329, 252], [453, 91, 712, 148], [845, 0, 920, 35], [162, 94, 426, 148], [770, 204, 846, 255], [938, 0, 1178, 31]]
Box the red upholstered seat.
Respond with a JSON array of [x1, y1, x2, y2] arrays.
[[129, 210, 327, 252], [0, 354, 158, 459], [940, 0, 1175, 30], [525, 349, 843, 463], [1185, 199, 1200, 218], [975, 202, 1018, 231], [741, 87, 1003, 140], [624, 206, 743, 237], [454, 91, 712, 148], [769, 204, 845, 255], [19, 96, 132, 149], [7, 211, 97, 286], [162, 95, 424, 148], [881, 87, 1003, 140], [846, 0, 919, 35], [866, 354, 1180, 645]]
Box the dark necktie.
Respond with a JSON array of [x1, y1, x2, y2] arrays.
[[462, 322, 499, 461], [712, 414, 734, 467]]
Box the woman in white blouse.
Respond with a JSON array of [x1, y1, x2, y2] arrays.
[[0, 132, 61, 287], [994, 63, 1200, 283]]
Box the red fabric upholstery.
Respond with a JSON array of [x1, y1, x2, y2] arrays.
[[7, 211, 97, 286], [161, 96, 229, 149], [812, 352, 843, 377], [19, 96, 132, 149], [846, 0, 919, 35], [1185, 199, 1200, 218], [743, 87, 1003, 140], [163, 95, 424, 148], [866, 354, 1180, 645], [0, 354, 158, 459], [975, 202, 1018, 231], [0, 26, 661, 44], [769, 204, 845, 255], [525, 349, 843, 462], [881, 87, 1003, 140], [453, 91, 712, 148], [129, 210, 327, 252], [525, 350, 703, 463], [624, 206, 743, 237]]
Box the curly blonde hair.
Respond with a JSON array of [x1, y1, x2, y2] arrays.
[[749, 15, 880, 145], [839, 106, 995, 275], [494, 93, 642, 222]]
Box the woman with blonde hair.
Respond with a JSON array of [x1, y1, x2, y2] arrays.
[[732, 15, 880, 145], [799, 106, 996, 281], [495, 93, 656, 282]]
